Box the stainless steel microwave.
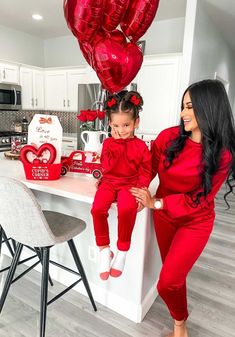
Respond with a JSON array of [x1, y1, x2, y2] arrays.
[[0, 83, 22, 110]]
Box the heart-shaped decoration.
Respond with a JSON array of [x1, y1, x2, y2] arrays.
[[93, 38, 143, 93], [20, 143, 57, 165]]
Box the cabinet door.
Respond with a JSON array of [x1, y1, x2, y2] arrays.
[[67, 69, 86, 111], [20, 67, 34, 109], [45, 71, 67, 110], [137, 55, 182, 136], [0, 63, 19, 84], [33, 70, 44, 110]]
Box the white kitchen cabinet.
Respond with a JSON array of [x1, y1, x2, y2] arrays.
[[62, 134, 77, 155], [0, 63, 19, 84], [44, 68, 86, 111], [20, 67, 44, 110], [136, 54, 182, 136]]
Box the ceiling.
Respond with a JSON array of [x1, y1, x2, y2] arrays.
[[0, 0, 235, 52]]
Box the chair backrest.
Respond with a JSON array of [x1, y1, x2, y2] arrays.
[[0, 176, 58, 247]]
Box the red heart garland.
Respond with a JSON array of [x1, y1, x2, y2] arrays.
[[20, 143, 57, 165]]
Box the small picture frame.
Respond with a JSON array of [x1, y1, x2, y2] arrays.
[[137, 40, 146, 55]]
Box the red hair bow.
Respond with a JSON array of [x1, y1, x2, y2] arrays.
[[107, 97, 116, 107], [130, 95, 140, 106]]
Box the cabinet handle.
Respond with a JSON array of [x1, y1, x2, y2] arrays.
[[67, 99, 70, 107], [3, 69, 6, 79], [31, 98, 34, 107], [35, 98, 38, 106], [63, 99, 66, 107]]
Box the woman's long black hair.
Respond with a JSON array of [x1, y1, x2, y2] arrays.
[[165, 79, 235, 206]]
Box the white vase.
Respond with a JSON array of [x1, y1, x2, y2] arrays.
[[81, 130, 107, 154]]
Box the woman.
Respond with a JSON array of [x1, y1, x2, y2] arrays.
[[130, 79, 235, 337]]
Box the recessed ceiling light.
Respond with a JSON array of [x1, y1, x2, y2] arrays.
[[32, 14, 43, 21]]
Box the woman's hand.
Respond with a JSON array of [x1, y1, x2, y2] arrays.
[[137, 201, 145, 212], [130, 187, 155, 209]]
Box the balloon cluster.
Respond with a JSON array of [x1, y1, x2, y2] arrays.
[[64, 0, 159, 93]]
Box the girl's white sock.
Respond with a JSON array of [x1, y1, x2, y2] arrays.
[[110, 250, 127, 277], [99, 247, 114, 281]]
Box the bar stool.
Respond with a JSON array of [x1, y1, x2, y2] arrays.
[[0, 176, 97, 337]]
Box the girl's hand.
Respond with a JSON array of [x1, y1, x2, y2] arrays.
[[137, 201, 145, 212], [110, 126, 121, 139], [130, 187, 155, 209]]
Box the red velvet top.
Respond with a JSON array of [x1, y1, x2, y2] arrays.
[[101, 136, 152, 188], [151, 126, 232, 220]]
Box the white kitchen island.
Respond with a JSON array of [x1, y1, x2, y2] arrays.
[[0, 153, 161, 322]]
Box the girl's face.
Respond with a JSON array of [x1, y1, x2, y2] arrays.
[[109, 112, 139, 139], [180, 91, 201, 139]]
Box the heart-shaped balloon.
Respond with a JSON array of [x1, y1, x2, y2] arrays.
[[20, 143, 57, 165], [93, 37, 143, 93], [120, 0, 160, 42], [63, 0, 104, 43], [103, 0, 130, 32]]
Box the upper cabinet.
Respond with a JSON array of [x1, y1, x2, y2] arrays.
[[0, 63, 19, 84], [20, 67, 44, 110], [136, 54, 182, 136], [44, 68, 86, 111]]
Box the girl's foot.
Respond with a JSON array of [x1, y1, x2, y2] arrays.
[[166, 321, 188, 337], [110, 250, 127, 277], [99, 246, 114, 280]]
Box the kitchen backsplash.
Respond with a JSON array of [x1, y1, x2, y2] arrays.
[[0, 110, 78, 134]]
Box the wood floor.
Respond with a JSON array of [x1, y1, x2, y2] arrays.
[[0, 186, 234, 337]]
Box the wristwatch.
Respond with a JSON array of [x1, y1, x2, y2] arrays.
[[154, 199, 162, 210]]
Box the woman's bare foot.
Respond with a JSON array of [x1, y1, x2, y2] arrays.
[[166, 320, 188, 337]]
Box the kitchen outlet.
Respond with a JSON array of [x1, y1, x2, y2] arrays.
[[88, 246, 97, 262]]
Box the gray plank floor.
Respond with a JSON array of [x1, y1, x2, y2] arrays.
[[0, 186, 234, 337]]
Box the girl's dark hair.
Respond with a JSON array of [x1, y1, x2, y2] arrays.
[[104, 90, 143, 121], [165, 79, 235, 206]]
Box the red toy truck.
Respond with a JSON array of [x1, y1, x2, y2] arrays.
[[61, 150, 103, 179]]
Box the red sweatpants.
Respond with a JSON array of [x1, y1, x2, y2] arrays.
[[91, 181, 138, 251], [154, 211, 214, 321]]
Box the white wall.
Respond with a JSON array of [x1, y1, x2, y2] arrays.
[[0, 25, 44, 67], [44, 17, 185, 67], [189, 0, 235, 107]]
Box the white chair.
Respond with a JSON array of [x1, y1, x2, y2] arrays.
[[0, 176, 97, 337]]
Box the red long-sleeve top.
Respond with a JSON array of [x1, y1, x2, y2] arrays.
[[100, 136, 152, 188], [152, 126, 232, 220]]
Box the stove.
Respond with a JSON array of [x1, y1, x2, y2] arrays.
[[0, 131, 28, 152]]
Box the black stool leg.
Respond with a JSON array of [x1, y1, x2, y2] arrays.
[[0, 243, 23, 313], [0, 225, 2, 257], [34, 247, 54, 286], [67, 239, 97, 311], [40, 247, 50, 337], [2, 231, 15, 257]]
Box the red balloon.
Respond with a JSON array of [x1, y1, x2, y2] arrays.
[[93, 38, 143, 93], [120, 0, 160, 42], [103, 0, 130, 32], [63, 0, 104, 43]]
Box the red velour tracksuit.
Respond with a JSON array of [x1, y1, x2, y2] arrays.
[[91, 136, 152, 251], [151, 126, 232, 321]]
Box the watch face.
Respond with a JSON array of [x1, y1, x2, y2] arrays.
[[154, 200, 162, 209]]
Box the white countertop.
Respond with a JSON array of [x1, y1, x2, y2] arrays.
[[0, 153, 96, 203]]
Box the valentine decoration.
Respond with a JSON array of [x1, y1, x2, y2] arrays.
[[61, 150, 103, 179], [63, 0, 160, 93], [103, 0, 130, 32], [93, 38, 143, 93], [63, 0, 104, 43], [27, 114, 62, 163], [120, 0, 160, 42], [20, 143, 62, 180]]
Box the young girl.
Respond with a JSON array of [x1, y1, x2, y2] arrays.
[[91, 91, 152, 280]]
